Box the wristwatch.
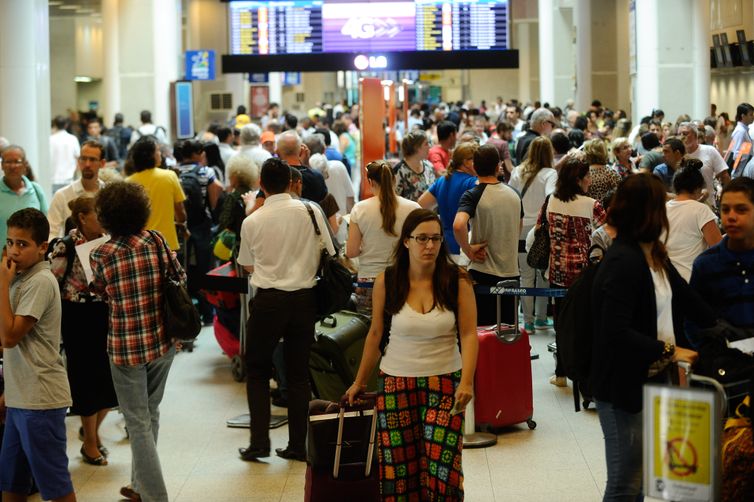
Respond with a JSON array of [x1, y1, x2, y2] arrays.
[[662, 342, 675, 359]]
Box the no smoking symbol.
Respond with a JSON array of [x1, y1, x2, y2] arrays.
[[665, 438, 698, 477]]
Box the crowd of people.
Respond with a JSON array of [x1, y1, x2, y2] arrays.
[[0, 94, 753, 502]]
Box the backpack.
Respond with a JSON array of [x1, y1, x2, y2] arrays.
[[180, 165, 211, 229], [46, 235, 76, 284], [554, 245, 604, 408]]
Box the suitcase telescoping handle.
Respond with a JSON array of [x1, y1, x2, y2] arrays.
[[334, 392, 378, 479], [483, 282, 567, 343]]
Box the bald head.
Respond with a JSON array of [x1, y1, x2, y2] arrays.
[[276, 130, 302, 160]]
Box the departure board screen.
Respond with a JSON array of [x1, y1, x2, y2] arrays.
[[228, 0, 508, 55], [229, 1, 324, 55]]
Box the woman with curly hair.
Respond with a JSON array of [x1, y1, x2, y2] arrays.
[[90, 181, 187, 502]]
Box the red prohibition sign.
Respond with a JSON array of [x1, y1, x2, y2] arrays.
[[665, 437, 698, 477]]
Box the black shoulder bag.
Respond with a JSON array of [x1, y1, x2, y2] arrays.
[[150, 230, 202, 341], [527, 195, 552, 270], [303, 202, 354, 318]]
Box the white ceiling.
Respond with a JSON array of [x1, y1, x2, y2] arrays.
[[49, 0, 101, 18]]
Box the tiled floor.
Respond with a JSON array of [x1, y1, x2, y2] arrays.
[[33, 325, 614, 501]]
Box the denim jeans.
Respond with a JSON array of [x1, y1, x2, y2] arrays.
[[518, 251, 548, 324], [596, 400, 644, 502], [110, 346, 176, 502]]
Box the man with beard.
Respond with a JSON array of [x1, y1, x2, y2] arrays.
[[47, 140, 106, 239]]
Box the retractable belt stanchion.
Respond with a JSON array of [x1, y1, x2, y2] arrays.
[[202, 265, 289, 429]]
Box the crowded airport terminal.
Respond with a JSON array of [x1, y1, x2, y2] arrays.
[[1, 0, 754, 501]]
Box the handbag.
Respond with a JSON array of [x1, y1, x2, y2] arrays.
[[722, 395, 754, 502], [303, 202, 354, 318], [527, 195, 551, 270], [211, 228, 237, 261], [150, 230, 202, 341]]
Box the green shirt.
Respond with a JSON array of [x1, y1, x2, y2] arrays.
[[0, 176, 47, 246]]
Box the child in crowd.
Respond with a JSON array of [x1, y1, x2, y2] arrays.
[[0, 208, 76, 502], [690, 177, 754, 335]]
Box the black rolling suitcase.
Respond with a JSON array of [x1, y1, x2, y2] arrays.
[[308, 311, 378, 402], [305, 395, 380, 501]]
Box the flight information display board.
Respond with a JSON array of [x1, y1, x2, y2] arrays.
[[228, 0, 508, 55]]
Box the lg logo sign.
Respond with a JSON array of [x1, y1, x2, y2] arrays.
[[353, 55, 388, 70]]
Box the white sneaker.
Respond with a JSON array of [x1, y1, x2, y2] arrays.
[[549, 375, 567, 387]]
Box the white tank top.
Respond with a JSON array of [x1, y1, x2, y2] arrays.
[[379, 303, 463, 377]]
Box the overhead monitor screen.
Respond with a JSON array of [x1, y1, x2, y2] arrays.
[[228, 0, 509, 55]]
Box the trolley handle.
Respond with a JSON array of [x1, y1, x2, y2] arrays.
[[334, 392, 378, 479]]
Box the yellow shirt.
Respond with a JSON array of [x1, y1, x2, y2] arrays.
[[127, 168, 186, 250]]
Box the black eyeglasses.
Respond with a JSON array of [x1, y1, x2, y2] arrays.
[[409, 234, 444, 245]]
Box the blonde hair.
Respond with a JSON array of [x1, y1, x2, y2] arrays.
[[583, 138, 608, 165], [226, 154, 259, 189], [447, 142, 478, 178], [520, 136, 554, 183]]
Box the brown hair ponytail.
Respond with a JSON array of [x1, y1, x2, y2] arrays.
[[367, 160, 399, 236]]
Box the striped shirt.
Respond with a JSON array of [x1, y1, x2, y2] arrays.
[[690, 236, 754, 329], [90, 231, 186, 366]]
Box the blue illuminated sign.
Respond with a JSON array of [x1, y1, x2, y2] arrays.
[[185, 50, 216, 81]]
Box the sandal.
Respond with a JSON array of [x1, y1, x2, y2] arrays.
[[79, 427, 108, 457], [120, 485, 142, 501], [80, 446, 108, 466]]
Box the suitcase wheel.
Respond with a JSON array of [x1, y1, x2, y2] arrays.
[[231, 355, 246, 382], [182, 340, 195, 352], [526, 419, 537, 430], [582, 400, 591, 410]]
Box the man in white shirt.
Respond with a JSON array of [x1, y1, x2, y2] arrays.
[[48, 140, 106, 239], [727, 103, 754, 177], [237, 157, 336, 463], [679, 121, 731, 206], [49, 115, 80, 193], [129, 110, 168, 146], [216, 126, 236, 170]]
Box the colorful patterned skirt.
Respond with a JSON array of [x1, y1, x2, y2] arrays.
[[377, 370, 464, 502]]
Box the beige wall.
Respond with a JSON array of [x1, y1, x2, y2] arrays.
[[50, 17, 77, 117]]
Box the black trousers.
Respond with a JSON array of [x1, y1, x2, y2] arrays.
[[551, 282, 565, 377], [245, 287, 316, 451], [469, 269, 517, 326]]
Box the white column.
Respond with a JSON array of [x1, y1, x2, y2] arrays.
[[691, 0, 710, 121], [538, 0, 555, 104], [573, 0, 592, 111], [118, 0, 180, 135], [538, 0, 575, 109], [516, 20, 532, 104], [269, 72, 283, 106], [0, 0, 51, 197], [633, 0, 709, 124], [153, 0, 181, 139], [102, 0, 121, 125]]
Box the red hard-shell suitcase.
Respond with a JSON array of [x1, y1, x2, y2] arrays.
[[213, 315, 240, 358], [474, 280, 536, 431]]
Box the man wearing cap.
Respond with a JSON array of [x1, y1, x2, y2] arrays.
[[261, 131, 276, 156], [515, 108, 557, 163]]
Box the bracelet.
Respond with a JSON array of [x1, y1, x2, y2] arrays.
[[662, 342, 675, 360], [353, 382, 367, 389]]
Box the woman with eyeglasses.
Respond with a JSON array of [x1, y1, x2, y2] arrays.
[[346, 161, 420, 315], [346, 208, 478, 501], [609, 137, 636, 180], [0, 145, 47, 247]]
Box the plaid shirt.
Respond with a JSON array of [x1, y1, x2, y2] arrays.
[[90, 230, 186, 366]]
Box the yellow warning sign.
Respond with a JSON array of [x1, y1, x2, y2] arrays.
[[653, 397, 711, 485]]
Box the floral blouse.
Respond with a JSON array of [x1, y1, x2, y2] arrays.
[[49, 229, 104, 302], [394, 159, 436, 202]]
